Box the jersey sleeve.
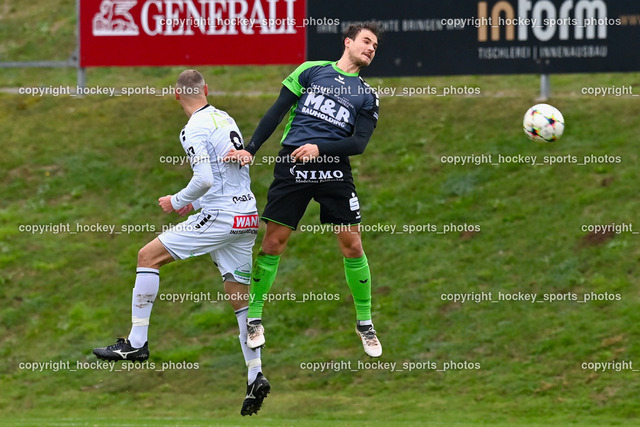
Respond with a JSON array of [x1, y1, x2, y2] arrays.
[[282, 60, 333, 96], [244, 86, 299, 155], [181, 122, 212, 168], [359, 79, 380, 127], [316, 112, 377, 157], [170, 123, 214, 210]]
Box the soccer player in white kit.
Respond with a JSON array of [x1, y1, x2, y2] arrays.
[[93, 70, 270, 416]]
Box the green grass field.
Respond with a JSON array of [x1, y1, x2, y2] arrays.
[[2, 1, 640, 425]]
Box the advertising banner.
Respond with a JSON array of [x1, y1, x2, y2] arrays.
[[307, 0, 640, 76], [80, 0, 306, 66]]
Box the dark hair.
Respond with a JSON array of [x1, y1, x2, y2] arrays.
[[342, 21, 383, 49]]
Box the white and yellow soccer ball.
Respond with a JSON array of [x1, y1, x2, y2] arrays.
[[523, 104, 565, 143]]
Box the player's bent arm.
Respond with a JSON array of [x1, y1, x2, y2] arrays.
[[170, 162, 214, 210], [244, 86, 299, 155], [316, 113, 377, 157]]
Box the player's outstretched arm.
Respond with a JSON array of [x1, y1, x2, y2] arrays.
[[224, 86, 297, 165], [316, 112, 377, 157], [245, 86, 298, 153]]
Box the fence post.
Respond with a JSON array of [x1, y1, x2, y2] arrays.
[[539, 74, 550, 101], [75, 0, 86, 90]]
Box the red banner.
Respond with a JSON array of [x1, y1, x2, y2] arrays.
[[80, 0, 306, 67]]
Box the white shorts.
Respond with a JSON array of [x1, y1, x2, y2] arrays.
[[158, 209, 259, 284]]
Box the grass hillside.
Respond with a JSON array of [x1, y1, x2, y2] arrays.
[[2, 77, 640, 425], [2, 1, 640, 425]]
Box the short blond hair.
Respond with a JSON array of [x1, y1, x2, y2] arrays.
[[176, 69, 205, 97]]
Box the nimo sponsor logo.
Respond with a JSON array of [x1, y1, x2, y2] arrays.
[[290, 168, 344, 181], [478, 0, 609, 42], [92, 0, 297, 37]]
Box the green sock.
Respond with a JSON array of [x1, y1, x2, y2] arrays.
[[247, 251, 280, 318], [344, 254, 372, 322]]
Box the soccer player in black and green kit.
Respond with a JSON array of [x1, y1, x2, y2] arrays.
[[224, 22, 382, 358]]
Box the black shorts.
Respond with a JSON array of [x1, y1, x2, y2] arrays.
[[261, 146, 361, 230]]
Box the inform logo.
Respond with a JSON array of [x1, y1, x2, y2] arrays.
[[478, 0, 609, 42]]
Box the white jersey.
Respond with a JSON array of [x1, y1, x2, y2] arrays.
[[170, 104, 256, 214]]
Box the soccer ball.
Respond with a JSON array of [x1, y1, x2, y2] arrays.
[[523, 104, 565, 143]]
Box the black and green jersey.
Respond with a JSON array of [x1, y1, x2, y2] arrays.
[[280, 60, 379, 147]]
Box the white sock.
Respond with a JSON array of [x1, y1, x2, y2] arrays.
[[236, 307, 262, 383], [357, 319, 373, 328], [127, 267, 159, 348]]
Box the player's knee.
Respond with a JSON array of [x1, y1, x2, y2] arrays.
[[137, 247, 154, 268], [341, 241, 363, 258], [261, 235, 288, 255]]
